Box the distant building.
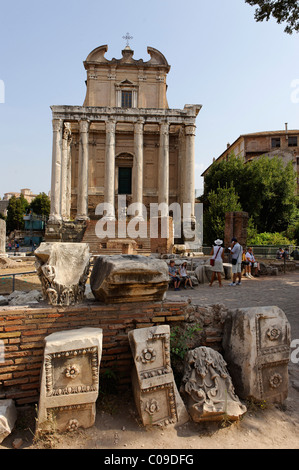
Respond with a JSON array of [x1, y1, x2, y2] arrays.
[[2, 188, 38, 204], [201, 126, 299, 193]]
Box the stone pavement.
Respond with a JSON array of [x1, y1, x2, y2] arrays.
[[166, 271, 299, 337]]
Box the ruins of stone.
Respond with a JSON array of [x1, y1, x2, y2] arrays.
[[222, 306, 291, 403], [128, 325, 189, 427], [34, 242, 90, 306], [0, 399, 17, 444], [36, 327, 103, 433], [90, 254, 169, 303], [46, 44, 202, 255], [0, 219, 5, 255], [180, 346, 247, 422]]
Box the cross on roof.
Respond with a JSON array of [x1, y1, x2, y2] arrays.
[[122, 32, 133, 47]]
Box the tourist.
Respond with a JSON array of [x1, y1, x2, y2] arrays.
[[241, 247, 250, 277], [283, 247, 289, 260], [229, 237, 242, 286], [179, 261, 194, 289], [168, 260, 181, 291], [209, 239, 224, 287], [245, 248, 253, 278], [291, 248, 299, 260], [14, 240, 19, 255], [276, 247, 284, 259], [247, 247, 260, 277]]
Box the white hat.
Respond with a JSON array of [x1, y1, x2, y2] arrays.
[[214, 239, 223, 245]]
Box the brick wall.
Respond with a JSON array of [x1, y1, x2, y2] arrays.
[[0, 300, 228, 406]]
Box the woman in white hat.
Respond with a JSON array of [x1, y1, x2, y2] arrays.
[[209, 239, 224, 287]]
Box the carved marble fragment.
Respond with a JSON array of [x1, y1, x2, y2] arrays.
[[36, 328, 103, 433], [180, 346, 247, 422], [90, 255, 169, 303], [128, 325, 189, 427], [222, 306, 291, 403], [34, 242, 90, 306]]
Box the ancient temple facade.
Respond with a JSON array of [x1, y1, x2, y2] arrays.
[[48, 44, 201, 246]]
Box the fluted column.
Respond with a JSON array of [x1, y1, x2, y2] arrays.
[[65, 130, 72, 220], [49, 119, 63, 223], [76, 119, 90, 221], [184, 124, 196, 220], [158, 121, 169, 217], [61, 122, 71, 220], [132, 118, 144, 218], [104, 119, 116, 219]]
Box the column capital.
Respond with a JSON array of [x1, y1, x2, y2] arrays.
[[134, 118, 144, 134], [106, 119, 116, 134], [160, 121, 169, 135], [79, 119, 90, 133], [63, 122, 72, 140], [185, 124, 196, 136], [52, 119, 63, 133]]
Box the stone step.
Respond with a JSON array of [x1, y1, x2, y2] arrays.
[[82, 218, 152, 255]]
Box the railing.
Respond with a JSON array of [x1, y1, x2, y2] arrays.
[[0, 271, 37, 293], [202, 245, 299, 259]]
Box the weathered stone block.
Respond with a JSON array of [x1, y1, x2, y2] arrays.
[[180, 347, 247, 422], [34, 242, 90, 306], [0, 399, 17, 443], [36, 327, 103, 433], [128, 325, 189, 427], [222, 306, 291, 403], [90, 255, 169, 303]]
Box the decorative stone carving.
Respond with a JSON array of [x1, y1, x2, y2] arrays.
[[222, 306, 291, 403], [34, 242, 90, 306], [0, 399, 17, 444], [180, 346, 247, 422], [36, 328, 103, 433], [90, 255, 169, 303], [128, 325, 189, 427]]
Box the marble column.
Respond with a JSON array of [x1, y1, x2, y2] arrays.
[[65, 130, 72, 220], [132, 118, 144, 218], [76, 119, 90, 221], [49, 119, 63, 223], [158, 121, 169, 217], [178, 127, 186, 208], [184, 124, 196, 220], [60, 122, 71, 220], [104, 119, 116, 219]]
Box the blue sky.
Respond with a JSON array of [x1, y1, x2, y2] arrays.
[[0, 0, 298, 198]]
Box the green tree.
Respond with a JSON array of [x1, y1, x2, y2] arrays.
[[203, 185, 242, 245], [6, 195, 29, 233], [203, 155, 297, 234], [29, 192, 50, 218], [245, 0, 299, 34]]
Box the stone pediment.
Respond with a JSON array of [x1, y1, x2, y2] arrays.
[[84, 45, 170, 72]]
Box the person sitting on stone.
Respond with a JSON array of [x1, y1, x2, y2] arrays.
[[276, 247, 284, 259], [291, 248, 299, 260], [168, 260, 181, 291], [179, 261, 194, 289]]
